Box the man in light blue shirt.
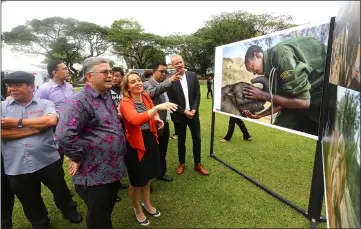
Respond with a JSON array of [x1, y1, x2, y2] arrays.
[[1, 71, 82, 228]]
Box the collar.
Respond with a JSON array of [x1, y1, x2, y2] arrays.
[[8, 96, 39, 106], [84, 83, 110, 100], [180, 72, 186, 80], [112, 85, 121, 91], [263, 50, 272, 78], [49, 79, 67, 88], [150, 77, 160, 85]]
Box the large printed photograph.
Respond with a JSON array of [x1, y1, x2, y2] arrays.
[[323, 86, 360, 229], [323, 1, 360, 228], [217, 22, 330, 137], [329, 1, 360, 92]]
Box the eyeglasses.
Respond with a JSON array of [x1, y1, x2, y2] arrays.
[[156, 70, 168, 74], [90, 70, 114, 75]]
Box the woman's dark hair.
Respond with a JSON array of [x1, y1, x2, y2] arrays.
[[143, 70, 153, 79]]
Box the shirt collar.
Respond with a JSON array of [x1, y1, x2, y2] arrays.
[[84, 83, 110, 100], [49, 79, 67, 88], [180, 72, 186, 80], [8, 96, 39, 106], [150, 77, 160, 85]]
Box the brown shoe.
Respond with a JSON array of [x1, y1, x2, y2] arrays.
[[176, 164, 185, 174], [195, 164, 210, 175]]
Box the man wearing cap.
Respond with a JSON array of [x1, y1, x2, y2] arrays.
[[1, 71, 82, 228]]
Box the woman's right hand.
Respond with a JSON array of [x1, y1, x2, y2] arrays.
[[156, 102, 178, 113]]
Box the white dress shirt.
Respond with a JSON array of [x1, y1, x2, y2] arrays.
[[179, 73, 190, 110]]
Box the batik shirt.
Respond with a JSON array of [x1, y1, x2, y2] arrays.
[[55, 84, 127, 186]]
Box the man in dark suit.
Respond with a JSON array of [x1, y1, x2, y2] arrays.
[[143, 62, 181, 182], [167, 55, 210, 175]]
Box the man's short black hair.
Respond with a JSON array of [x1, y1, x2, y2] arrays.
[[244, 45, 263, 64], [112, 67, 124, 76], [151, 62, 167, 72], [47, 60, 64, 78]]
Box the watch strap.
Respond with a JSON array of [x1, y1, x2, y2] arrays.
[[17, 118, 23, 128]]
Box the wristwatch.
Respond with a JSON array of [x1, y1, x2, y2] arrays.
[[17, 118, 23, 128]]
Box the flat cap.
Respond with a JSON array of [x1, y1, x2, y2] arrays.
[[2, 71, 35, 84]]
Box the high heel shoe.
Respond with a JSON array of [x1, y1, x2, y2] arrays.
[[134, 208, 150, 226], [141, 202, 161, 217]]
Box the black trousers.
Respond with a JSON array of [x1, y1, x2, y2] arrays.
[[6, 159, 77, 228], [223, 117, 251, 140], [175, 115, 201, 164], [75, 182, 119, 228], [207, 88, 213, 98], [171, 121, 178, 136], [158, 122, 170, 175], [1, 156, 15, 229]]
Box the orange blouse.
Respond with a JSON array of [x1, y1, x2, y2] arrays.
[[119, 92, 159, 161]]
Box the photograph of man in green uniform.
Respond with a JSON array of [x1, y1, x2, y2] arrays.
[[241, 37, 327, 136]]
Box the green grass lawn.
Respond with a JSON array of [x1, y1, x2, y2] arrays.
[[12, 85, 326, 228]]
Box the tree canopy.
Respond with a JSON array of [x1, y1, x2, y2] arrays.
[[3, 11, 296, 83]]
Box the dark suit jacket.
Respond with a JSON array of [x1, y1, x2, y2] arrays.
[[167, 71, 201, 123]]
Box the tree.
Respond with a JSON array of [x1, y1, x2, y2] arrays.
[[167, 34, 214, 76], [109, 19, 166, 69], [3, 17, 112, 84], [167, 11, 296, 75]]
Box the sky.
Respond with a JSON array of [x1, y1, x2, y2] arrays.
[[1, 1, 342, 67]]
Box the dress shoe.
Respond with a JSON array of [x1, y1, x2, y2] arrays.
[[176, 164, 185, 174], [63, 210, 83, 223], [195, 164, 210, 175], [170, 134, 178, 140], [116, 189, 122, 202], [220, 138, 228, 143], [157, 175, 173, 182], [244, 137, 252, 141]]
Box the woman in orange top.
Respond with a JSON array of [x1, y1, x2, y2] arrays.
[[119, 72, 177, 226]]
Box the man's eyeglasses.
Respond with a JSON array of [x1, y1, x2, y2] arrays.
[[156, 70, 168, 74], [90, 70, 114, 75]]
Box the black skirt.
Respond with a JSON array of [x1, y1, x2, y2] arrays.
[[125, 130, 161, 187]]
